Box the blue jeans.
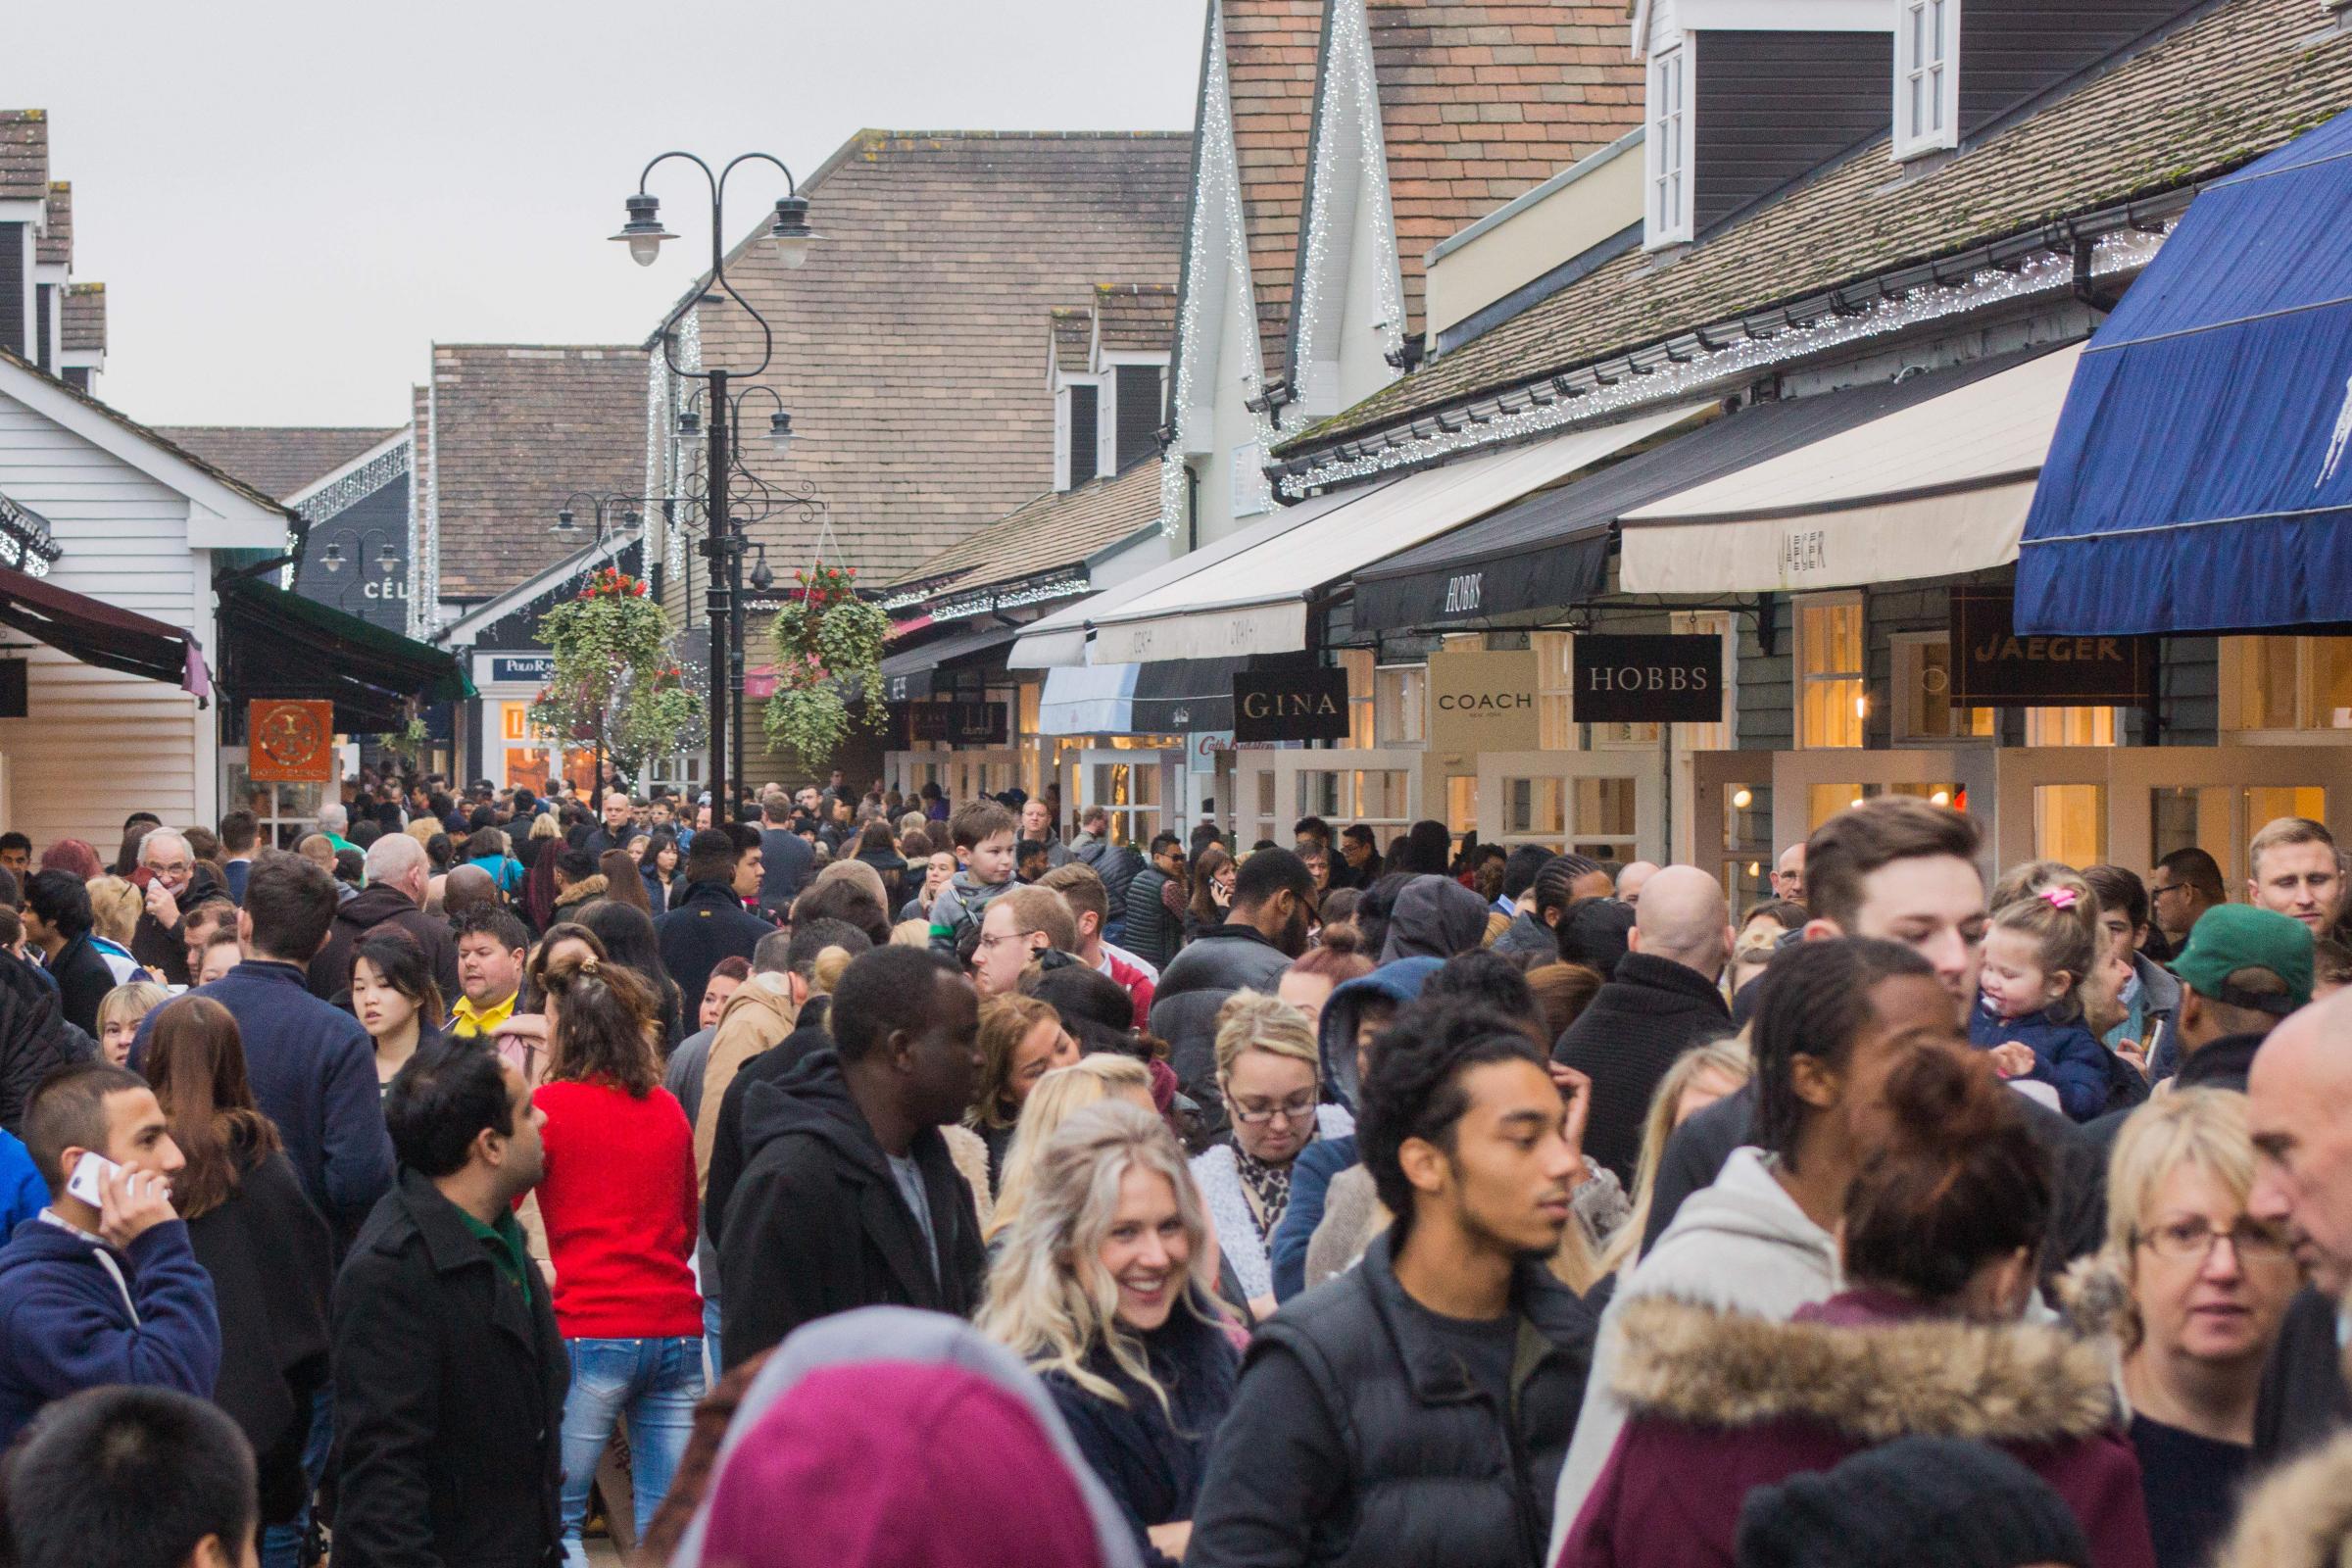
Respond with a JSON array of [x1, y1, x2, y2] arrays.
[[559, 1337, 705, 1568], [702, 1294, 723, 1389]]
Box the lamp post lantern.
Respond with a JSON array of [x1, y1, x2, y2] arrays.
[[616, 150, 817, 826]]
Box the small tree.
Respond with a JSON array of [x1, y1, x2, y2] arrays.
[[529, 565, 707, 783]]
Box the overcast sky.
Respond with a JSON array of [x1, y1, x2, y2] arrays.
[[9, 2, 1201, 428]]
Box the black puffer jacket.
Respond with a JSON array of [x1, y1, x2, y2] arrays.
[[1123, 863, 1184, 971], [1550, 953, 1733, 1185], [1075, 838, 1143, 925], [1187, 1229, 1596, 1568], [1147, 924, 1293, 1118], [0, 951, 79, 1136]]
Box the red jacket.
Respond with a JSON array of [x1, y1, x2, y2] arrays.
[[1559, 1290, 2155, 1568], [1102, 951, 1156, 1030], [530, 1078, 703, 1339]]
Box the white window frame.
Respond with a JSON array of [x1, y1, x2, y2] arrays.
[[1643, 43, 1694, 248], [1892, 0, 1959, 161], [1053, 374, 1105, 492], [1100, 352, 1171, 478], [1794, 590, 1866, 751], [2219, 635, 2352, 743], [1889, 631, 1994, 747]]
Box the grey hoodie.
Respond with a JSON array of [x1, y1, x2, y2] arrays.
[[1547, 1145, 1840, 1561], [667, 1305, 1144, 1568]]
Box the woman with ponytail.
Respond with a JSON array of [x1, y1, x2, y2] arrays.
[[1558, 1041, 2156, 1567]]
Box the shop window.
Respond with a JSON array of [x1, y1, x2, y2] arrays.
[[1446, 775, 1477, 836], [2023, 707, 2118, 747], [1375, 664, 1426, 746], [1795, 594, 1865, 750], [1891, 633, 1993, 743], [2221, 636, 2352, 733], [1338, 648, 1376, 749], [498, 700, 593, 796], [1534, 632, 1577, 751], [2034, 784, 2108, 867]]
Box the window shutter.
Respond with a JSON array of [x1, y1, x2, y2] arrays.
[[0, 227, 23, 357], [1069, 383, 1101, 488], [34, 284, 51, 373], [1114, 365, 1163, 470]]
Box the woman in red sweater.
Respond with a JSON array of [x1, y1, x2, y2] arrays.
[[532, 949, 704, 1568]]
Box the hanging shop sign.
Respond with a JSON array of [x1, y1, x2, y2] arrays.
[[1233, 667, 1350, 744], [248, 700, 338, 782], [1430, 648, 1541, 754], [0, 660, 26, 719], [1570, 634, 1723, 724], [1948, 587, 2153, 707], [476, 653, 557, 687], [906, 701, 1008, 746]]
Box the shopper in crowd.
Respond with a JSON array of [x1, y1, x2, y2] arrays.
[[1730, 899, 1807, 1003], [598, 846, 654, 916], [642, 828, 684, 912], [449, 905, 530, 1040], [1732, 1437, 2094, 1568], [664, 954, 751, 1128], [852, 818, 910, 906], [1151, 848, 1315, 1121], [130, 828, 220, 987], [1275, 939, 1373, 1040], [333, 1039, 566, 1568], [981, 1101, 1238, 1567], [927, 799, 1021, 956], [968, 994, 1082, 1188], [1591, 1039, 1751, 1281], [1555, 937, 1957, 1542], [577, 895, 685, 1051], [1527, 960, 1605, 1044], [464, 825, 525, 896], [95, 979, 167, 1068], [143, 996, 334, 1568], [140, 852, 391, 1246], [1558, 1043, 2155, 1568], [351, 932, 445, 1096], [1188, 1002, 1595, 1568], [657, 823, 770, 1024], [985, 1054, 1160, 1251], [1773, 842, 1805, 904], [1376, 872, 1491, 964], [1552, 865, 1734, 1184], [2082, 864, 2180, 1065], [717, 945, 985, 1368], [2246, 986, 2352, 1462], [1190, 991, 1350, 1319], [1123, 832, 1189, 971], [309, 833, 461, 1006], [530, 949, 705, 1565], [1038, 861, 1158, 1024], [2079, 1091, 2298, 1568], [2245, 816, 2342, 936], [753, 791, 816, 918], [2148, 847, 2227, 952], [24, 867, 117, 1037], [901, 846, 956, 925], [1184, 844, 1234, 945], [1, 1386, 261, 1568], [1972, 884, 2113, 1121], [973, 884, 1079, 999]]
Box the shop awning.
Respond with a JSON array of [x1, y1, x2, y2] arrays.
[[2015, 111, 2352, 634], [0, 564, 208, 696], [1037, 657, 1253, 736], [216, 574, 470, 729], [1618, 344, 2082, 593], [1089, 405, 1709, 663], [878, 619, 1025, 700], [1006, 483, 1396, 669]]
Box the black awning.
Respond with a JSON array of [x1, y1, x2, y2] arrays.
[[1131, 657, 1250, 733], [0, 564, 206, 693], [879, 619, 1024, 700], [1352, 352, 2044, 628], [216, 574, 472, 730]]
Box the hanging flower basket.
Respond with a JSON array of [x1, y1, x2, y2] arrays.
[[529, 567, 705, 776], [762, 560, 888, 768]]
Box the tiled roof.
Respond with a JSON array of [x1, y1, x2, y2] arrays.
[[1096, 283, 1179, 352], [1292, 0, 2352, 449], [1227, 1, 1326, 375], [426, 345, 646, 601], [889, 456, 1164, 597], [0, 112, 45, 204], [35, 182, 69, 267], [1051, 307, 1095, 375], [676, 130, 1191, 582], [60, 282, 103, 353], [1338, 2, 1643, 354], [0, 347, 291, 520], [152, 426, 400, 503]]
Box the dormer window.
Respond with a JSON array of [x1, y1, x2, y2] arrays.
[[1055, 379, 1102, 492], [1894, 0, 1959, 159], [1644, 46, 1692, 247]]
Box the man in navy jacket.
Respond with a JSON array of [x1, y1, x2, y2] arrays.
[[136, 852, 391, 1246], [0, 1063, 220, 1446]]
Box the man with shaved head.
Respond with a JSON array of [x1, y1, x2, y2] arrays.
[[1550, 863, 1735, 1182], [439, 863, 501, 921], [2249, 988, 2352, 1460], [1614, 859, 1661, 908]]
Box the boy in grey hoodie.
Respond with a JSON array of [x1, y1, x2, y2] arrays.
[[926, 800, 1020, 959]]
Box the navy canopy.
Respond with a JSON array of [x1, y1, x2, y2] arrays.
[[2016, 109, 2352, 634]]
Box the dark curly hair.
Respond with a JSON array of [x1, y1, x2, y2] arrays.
[[1750, 936, 1936, 1166], [1420, 951, 1542, 1043], [1357, 1003, 1546, 1235]]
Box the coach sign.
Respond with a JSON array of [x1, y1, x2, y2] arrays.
[[1430, 648, 1541, 754], [1571, 634, 1723, 725], [1233, 666, 1349, 743], [1949, 587, 2152, 706]]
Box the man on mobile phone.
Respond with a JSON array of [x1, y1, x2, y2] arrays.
[[0, 1064, 220, 1447]]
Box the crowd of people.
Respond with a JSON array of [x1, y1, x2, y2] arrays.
[[1, 765, 2351, 1568]]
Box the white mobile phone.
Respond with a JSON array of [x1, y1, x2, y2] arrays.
[[65, 1151, 121, 1208]]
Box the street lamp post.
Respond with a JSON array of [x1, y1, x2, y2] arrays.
[[614, 151, 817, 827], [314, 528, 406, 616]]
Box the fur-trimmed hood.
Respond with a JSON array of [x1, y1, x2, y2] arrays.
[[2214, 1429, 2352, 1568], [551, 874, 608, 911], [1610, 1293, 2119, 1446]]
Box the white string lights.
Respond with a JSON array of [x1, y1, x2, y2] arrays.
[[1289, 0, 1404, 402], [1278, 224, 2170, 497]]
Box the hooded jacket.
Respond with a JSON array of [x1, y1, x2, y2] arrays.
[[1551, 1146, 1842, 1558], [549, 872, 608, 916], [1077, 838, 1143, 928], [1492, 910, 1555, 960], [1559, 1291, 2156, 1568], [659, 1305, 1145, 1568], [1267, 960, 1443, 1302], [1149, 923, 1298, 1118], [1551, 953, 1734, 1185], [926, 867, 1016, 956], [45, 929, 119, 1038], [715, 1050, 984, 1370], [1378, 875, 1492, 963], [1123, 862, 1185, 970], [308, 879, 463, 1007], [0, 1214, 222, 1448], [691, 970, 803, 1192]]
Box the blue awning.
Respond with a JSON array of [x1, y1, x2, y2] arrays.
[[2016, 109, 2352, 634]]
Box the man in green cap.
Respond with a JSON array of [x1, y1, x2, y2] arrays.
[[2082, 904, 2312, 1165]]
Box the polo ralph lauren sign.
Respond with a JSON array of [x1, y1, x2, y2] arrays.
[[1948, 588, 2152, 706], [1571, 634, 1723, 725], [1232, 667, 1349, 743]]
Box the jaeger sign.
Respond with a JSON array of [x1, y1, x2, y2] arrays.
[[1948, 587, 2153, 707], [1232, 667, 1350, 743], [1570, 634, 1723, 725]]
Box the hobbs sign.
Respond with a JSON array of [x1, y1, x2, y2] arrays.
[[1233, 667, 1350, 743], [1429, 648, 1541, 755], [1571, 634, 1722, 725]]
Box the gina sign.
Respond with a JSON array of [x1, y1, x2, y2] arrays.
[[1232, 668, 1349, 743]]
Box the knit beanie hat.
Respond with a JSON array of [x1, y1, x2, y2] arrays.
[[1735, 1437, 2093, 1568]]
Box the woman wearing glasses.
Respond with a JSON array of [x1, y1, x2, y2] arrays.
[[1189, 991, 1352, 1321], [2087, 1090, 2297, 1568]]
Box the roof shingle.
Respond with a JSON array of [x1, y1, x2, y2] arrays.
[[60, 282, 103, 354], [0, 112, 45, 204], [1227, 1, 1326, 375], [1096, 282, 1179, 353], [679, 130, 1191, 582], [1294, 0, 2352, 449], [889, 457, 1165, 598], [153, 426, 401, 504], [34, 182, 69, 268], [427, 345, 647, 601]]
